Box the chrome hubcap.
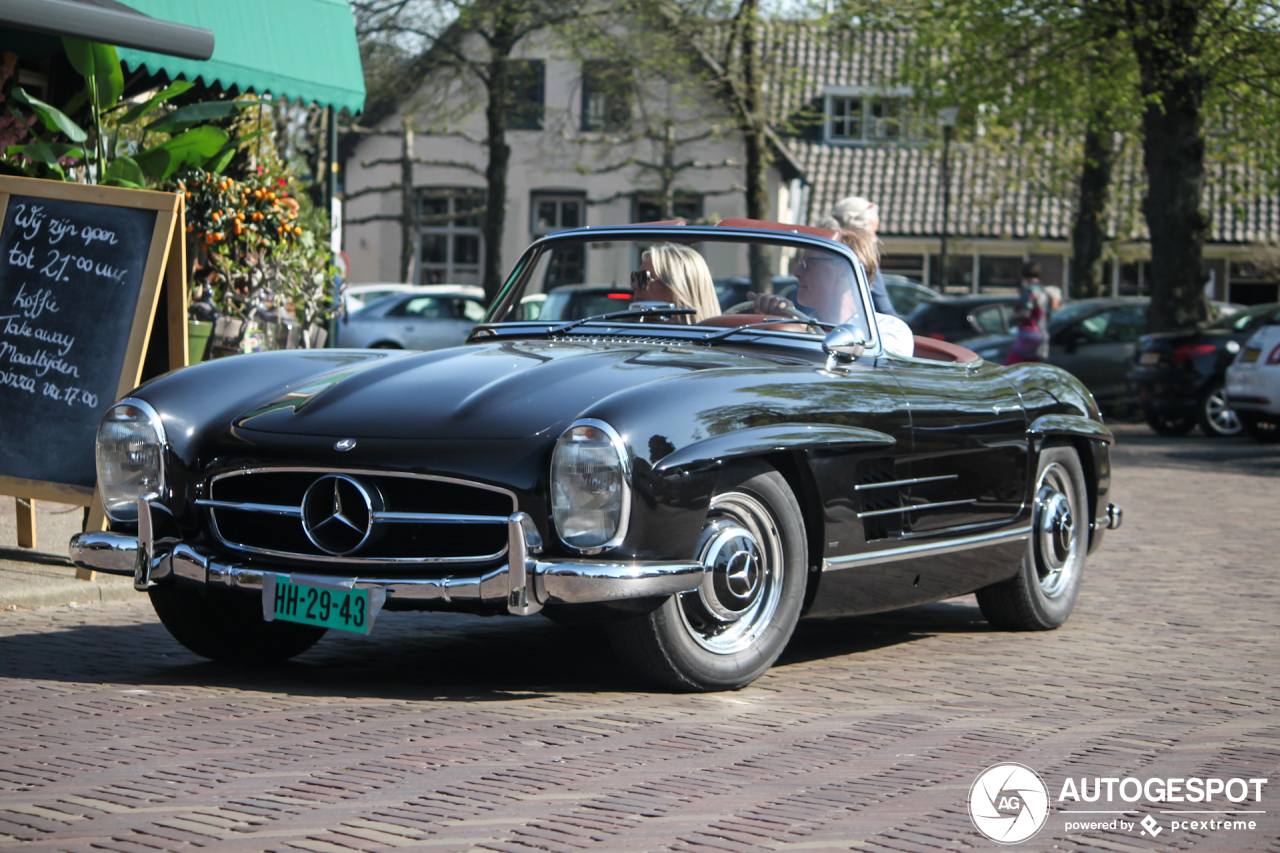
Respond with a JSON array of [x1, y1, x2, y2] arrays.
[[679, 492, 783, 654], [1033, 463, 1080, 598], [1205, 389, 1242, 435]]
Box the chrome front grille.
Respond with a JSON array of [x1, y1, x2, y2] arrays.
[[199, 468, 515, 565]]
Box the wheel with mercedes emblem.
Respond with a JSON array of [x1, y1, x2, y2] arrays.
[[149, 584, 327, 664], [606, 461, 807, 692], [977, 444, 1087, 631]]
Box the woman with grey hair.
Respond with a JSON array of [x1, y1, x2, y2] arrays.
[[819, 196, 898, 318], [631, 243, 720, 323]]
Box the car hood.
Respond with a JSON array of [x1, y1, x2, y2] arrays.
[[232, 340, 777, 439]]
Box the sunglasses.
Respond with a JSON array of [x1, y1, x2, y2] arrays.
[[630, 269, 663, 291]]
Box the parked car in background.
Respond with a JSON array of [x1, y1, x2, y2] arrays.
[[1127, 302, 1280, 437], [335, 289, 487, 350], [906, 295, 1020, 343], [526, 283, 634, 321], [341, 283, 423, 314], [1225, 313, 1280, 441], [882, 275, 942, 317], [967, 298, 1243, 407]]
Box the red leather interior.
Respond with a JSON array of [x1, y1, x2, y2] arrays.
[[698, 314, 809, 333], [911, 336, 982, 363]]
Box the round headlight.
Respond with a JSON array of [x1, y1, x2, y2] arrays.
[[96, 400, 166, 523], [551, 420, 630, 551]]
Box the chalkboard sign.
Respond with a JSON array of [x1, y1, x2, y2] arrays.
[[0, 176, 185, 528]]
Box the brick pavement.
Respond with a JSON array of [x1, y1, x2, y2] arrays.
[[0, 425, 1277, 853]]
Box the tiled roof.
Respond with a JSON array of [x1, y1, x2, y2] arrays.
[[758, 21, 1280, 245]]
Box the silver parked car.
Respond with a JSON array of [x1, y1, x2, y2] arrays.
[[335, 290, 487, 350]]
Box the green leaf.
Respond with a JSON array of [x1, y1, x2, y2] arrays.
[[118, 80, 196, 124], [144, 100, 257, 135], [103, 155, 146, 187], [103, 176, 145, 189], [206, 144, 237, 174], [133, 125, 230, 179], [5, 140, 79, 178], [10, 87, 88, 143], [62, 37, 95, 78]]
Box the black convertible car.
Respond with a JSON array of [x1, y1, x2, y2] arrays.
[[72, 220, 1121, 691]]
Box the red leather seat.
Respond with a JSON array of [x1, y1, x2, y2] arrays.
[[911, 336, 981, 363]]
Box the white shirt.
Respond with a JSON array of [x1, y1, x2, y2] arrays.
[[876, 313, 915, 358]]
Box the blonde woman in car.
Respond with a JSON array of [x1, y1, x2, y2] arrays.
[[631, 243, 721, 324]]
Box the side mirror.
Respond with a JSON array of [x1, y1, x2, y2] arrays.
[[823, 324, 867, 370]]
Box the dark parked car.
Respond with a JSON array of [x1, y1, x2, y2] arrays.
[[967, 298, 1244, 407], [883, 275, 942, 317], [515, 283, 634, 321], [1127, 302, 1280, 437], [334, 290, 487, 350], [906, 295, 1020, 343], [71, 220, 1121, 692], [717, 274, 939, 317]]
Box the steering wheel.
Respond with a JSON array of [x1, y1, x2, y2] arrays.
[[724, 300, 811, 321]]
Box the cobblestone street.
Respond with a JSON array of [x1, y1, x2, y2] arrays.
[[1, 425, 1277, 853]]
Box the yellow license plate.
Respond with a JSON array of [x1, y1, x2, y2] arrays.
[[1241, 346, 1262, 363]]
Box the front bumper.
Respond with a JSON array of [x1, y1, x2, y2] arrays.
[[69, 511, 705, 616]]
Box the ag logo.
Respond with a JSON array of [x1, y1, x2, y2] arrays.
[[969, 763, 1050, 843]]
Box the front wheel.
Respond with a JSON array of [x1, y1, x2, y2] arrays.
[[150, 584, 327, 663], [977, 445, 1088, 631], [606, 462, 808, 691]]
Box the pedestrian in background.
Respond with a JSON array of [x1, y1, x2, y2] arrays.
[[1006, 262, 1051, 364], [819, 196, 899, 318]]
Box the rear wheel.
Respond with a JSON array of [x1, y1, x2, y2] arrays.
[[977, 445, 1087, 631], [1197, 382, 1242, 437], [150, 584, 326, 663], [606, 462, 807, 692], [1241, 413, 1280, 443], [1145, 409, 1195, 436], [370, 341, 402, 349]]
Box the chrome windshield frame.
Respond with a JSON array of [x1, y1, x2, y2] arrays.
[[476, 225, 883, 356]]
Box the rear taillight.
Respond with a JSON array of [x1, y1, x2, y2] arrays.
[[1172, 343, 1217, 362], [1267, 344, 1280, 365], [930, 332, 947, 340]]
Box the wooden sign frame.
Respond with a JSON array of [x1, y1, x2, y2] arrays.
[[0, 176, 187, 564]]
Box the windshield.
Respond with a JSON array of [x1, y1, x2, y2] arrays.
[[485, 232, 873, 343], [1206, 301, 1280, 331]]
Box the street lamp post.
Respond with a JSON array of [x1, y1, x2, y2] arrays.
[[937, 106, 959, 292]]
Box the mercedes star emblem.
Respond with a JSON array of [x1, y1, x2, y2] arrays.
[[301, 474, 382, 555], [334, 438, 357, 451]]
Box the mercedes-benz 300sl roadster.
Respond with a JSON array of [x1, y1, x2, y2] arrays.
[[72, 220, 1122, 691]]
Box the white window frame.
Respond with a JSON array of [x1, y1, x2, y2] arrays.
[[824, 85, 915, 145], [417, 187, 485, 285]]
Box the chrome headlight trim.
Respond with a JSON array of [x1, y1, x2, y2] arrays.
[[97, 397, 168, 524], [551, 417, 632, 555]]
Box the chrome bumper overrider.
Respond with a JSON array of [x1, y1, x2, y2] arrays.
[[68, 510, 704, 616]]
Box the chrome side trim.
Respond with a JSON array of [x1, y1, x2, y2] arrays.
[[195, 500, 303, 517], [536, 560, 704, 604], [854, 474, 957, 491], [857, 498, 976, 519], [823, 525, 1032, 572], [1106, 503, 1123, 530], [204, 467, 517, 565]]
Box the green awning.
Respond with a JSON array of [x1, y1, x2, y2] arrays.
[[113, 0, 365, 114]]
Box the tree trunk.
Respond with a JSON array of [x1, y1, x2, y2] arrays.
[[1129, 0, 1210, 332], [482, 52, 512, 304], [1070, 110, 1113, 299], [399, 117, 415, 283], [736, 0, 772, 291]]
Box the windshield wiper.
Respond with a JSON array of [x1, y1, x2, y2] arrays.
[[699, 317, 835, 344], [550, 304, 696, 336]]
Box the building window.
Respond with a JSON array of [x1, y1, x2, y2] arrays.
[[978, 256, 1023, 291], [418, 188, 484, 285], [581, 61, 631, 132], [633, 194, 703, 223], [826, 94, 910, 143], [531, 194, 586, 287], [506, 59, 545, 130], [882, 254, 925, 283]]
